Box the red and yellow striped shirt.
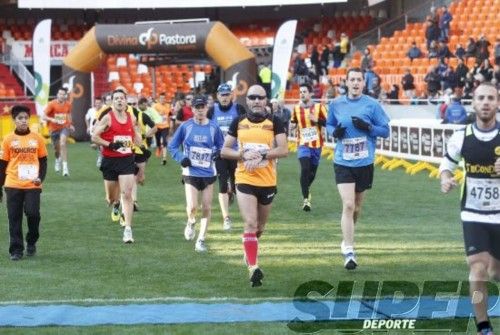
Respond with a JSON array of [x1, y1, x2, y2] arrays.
[[291, 103, 328, 148]]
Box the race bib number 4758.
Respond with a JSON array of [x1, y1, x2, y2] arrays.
[[465, 178, 500, 211]]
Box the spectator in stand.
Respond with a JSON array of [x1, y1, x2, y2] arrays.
[[494, 38, 500, 66], [425, 18, 440, 49], [324, 79, 337, 101], [360, 47, 374, 72], [475, 35, 491, 63], [386, 84, 400, 105], [474, 58, 494, 82], [339, 33, 350, 65], [367, 76, 382, 100], [493, 65, 500, 87], [407, 41, 422, 62], [332, 40, 343, 68], [428, 40, 439, 59], [425, 65, 441, 98], [258, 64, 272, 98], [442, 66, 457, 92], [311, 46, 322, 77], [294, 55, 309, 84], [462, 72, 476, 101], [438, 6, 452, 42], [429, 5, 438, 24], [338, 78, 347, 95], [455, 57, 469, 92], [443, 95, 467, 124], [465, 37, 477, 62], [437, 41, 453, 60], [437, 58, 449, 79], [312, 79, 323, 101], [364, 66, 378, 94], [455, 43, 466, 60], [320, 44, 331, 75], [401, 68, 416, 100]]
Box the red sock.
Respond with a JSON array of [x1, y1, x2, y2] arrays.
[[242, 233, 258, 266]]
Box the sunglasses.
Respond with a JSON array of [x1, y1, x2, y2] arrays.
[[185, 97, 193, 101], [247, 95, 266, 101]]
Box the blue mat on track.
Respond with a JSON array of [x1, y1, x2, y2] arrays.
[[1, 296, 500, 326]]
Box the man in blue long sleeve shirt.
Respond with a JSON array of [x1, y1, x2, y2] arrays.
[[443, 96, 468, 124], [168, 95, 225, 253], [326, 67, 390, 270]]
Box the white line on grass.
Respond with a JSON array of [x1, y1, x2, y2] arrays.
[[0, 296, 296, 305]]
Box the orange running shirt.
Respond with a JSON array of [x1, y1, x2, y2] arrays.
[[1, 132, 48, 189], [291, 103, 328, 148], [153, 102, 171, 129], [44, 99, 72, 132], [228, 115, 285, 187]]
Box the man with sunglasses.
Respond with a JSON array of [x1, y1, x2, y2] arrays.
[[290, 83, 328, 212], [221, 85, 288, 287], [207, 83, 246, 231]]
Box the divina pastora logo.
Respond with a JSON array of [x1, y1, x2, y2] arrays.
[[287, 280, 500, 333], [138, 27, 196, 49]]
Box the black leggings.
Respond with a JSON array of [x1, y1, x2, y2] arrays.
[[299, 157, 318, 199]]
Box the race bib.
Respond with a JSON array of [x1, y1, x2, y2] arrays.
[[55, 113, 67, 125], [18, 164, 38, 181], [189, 146, 212, 168], [113, 135, 133, 154], [300, 127, 319, 144], [342, 136, 369, 161], [465, 178, 500, 211], [243, 143, 270, 168], [220, 126, 229, 136]]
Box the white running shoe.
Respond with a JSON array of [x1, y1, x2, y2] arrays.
[[54, 158, 61, 173], [341, 241, 357, 270], [62, 166, 69, 177], [195, 239, 207, 252], [184, 222, 195, 241], [123, 227, 134, 243], [223, 217, 232, 231]]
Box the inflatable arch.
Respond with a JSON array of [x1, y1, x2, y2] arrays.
[[62, 21, 257, 140]]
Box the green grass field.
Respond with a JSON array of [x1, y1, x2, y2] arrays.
[[0, 142, 495, 334]]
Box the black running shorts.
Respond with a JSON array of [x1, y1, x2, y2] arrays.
[[334, 163, 374, 193], [463, 221, 500, 260], [182, 176, 217, 191], [100, 155, 136, 181], [236, 183, 277, 206]]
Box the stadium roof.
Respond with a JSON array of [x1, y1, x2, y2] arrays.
[[18, 0, 347, 9]]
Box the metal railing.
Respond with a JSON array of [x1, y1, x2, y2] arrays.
[[351, 0, 455, 53], [2, 45, 36, 95]]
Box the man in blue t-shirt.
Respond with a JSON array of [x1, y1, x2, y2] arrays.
[[168, 95, 225, 253], [208, 83, 246, 231], [326, 67, 390, 270]]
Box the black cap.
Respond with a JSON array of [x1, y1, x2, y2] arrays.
[[192, 95, 207, 107], [11, 105, 30, 118]]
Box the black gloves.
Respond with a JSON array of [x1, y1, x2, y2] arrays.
[[181, 157, 192, 167], [333, 123, 347, 139], [212, 150, 221, 161], [351, 117, 372, 132], [108, 141, 124, 151]]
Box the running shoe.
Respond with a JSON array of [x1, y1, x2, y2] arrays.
[[123, 227, 134, 243], [249, 265, 264, 287], [195, 239, 207, 252], [184, 221, 195, 241], [223, 217, 232, 231]]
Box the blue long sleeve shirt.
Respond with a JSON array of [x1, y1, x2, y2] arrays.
[[327, 95, 390, 167]]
